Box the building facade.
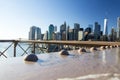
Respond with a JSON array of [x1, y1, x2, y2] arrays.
[[94, 22, 101, 40], [60, 22, 66, 40], [48, 24, 54, 40], [29, 26, 41, 40], [74, 23, 80, 40], [103, 18, 108, 35], [117, 17, 120, 39]]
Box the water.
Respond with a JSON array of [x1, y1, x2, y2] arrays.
[[0, 42, 34, 59], [0, 47, 120, 80]]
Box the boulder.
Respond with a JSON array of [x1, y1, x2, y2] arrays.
[[24, 54, 38, 62], [100, 46, 106, 50], [59, 50, 69, 55], [78, 48, 86, 53], [105, 46, 110, 49], [110, 45, 114, 48], [90, 47, 97, 52]]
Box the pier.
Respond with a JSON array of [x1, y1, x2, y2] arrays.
[[0, 40, 120, 58]]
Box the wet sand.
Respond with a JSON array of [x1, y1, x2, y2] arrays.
[[0, 48, 120, 80]]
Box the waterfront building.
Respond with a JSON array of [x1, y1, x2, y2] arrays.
[[110, 27, 117, 41], [84, 27, 92, 40], [43, 31, 48, 40], [88, 24, 93, 32], [85, 27, 92, 34], [60, 22, 66, 40], [74, 23, 80, 40], [48, 24, 54, 40], [117, 17, 120, 39], [54, 26, 57, 32], [29, 26, 36, 40], [66, 25, 70, 40], [94, 22, 101, 40], [56, 32, 61, 40], [29, 26, 41, 40], [68, 29, 74, 40], [103, 18, 108, 35], [52, 32, 56, 40], [36, 27, 41, 40], [78, 30, 83, 41]]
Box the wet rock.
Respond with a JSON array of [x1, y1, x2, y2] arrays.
[[78, 48, 86, 53], [105, 46, 110, 49], [116, 45, 119, 47], [59, 50, 69, 55], [24, 54, 38, 62], [100, 46, 106, 50], [114, 45, 119, 48], [110, 45, 114, 48], [90, 47, 97, 52]]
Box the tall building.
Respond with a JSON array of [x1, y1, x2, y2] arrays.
[[60, 22, 66, 40], [43, 31, 48, 40], [117, 17, 120, 39], [54, 26, 57, 32], [36, 27, 41, 40], [88, 24, 93, 32], [66, 25, 70, 40], [48, 24, 54, 40], [103, 18, 108, 35], [74, 23, 80, 40], [29, 26, 41, 40], [94, 22, 101, 40], [78, 28, 84, 41], [68, 29, 74, 40], [110, 27, 116, 41]]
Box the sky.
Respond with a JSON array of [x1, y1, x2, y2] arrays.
[[0, 0, 120, 39]]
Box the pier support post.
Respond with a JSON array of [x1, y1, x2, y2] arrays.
[[14, 41, 18, 57], [31, 43, 36, 54]]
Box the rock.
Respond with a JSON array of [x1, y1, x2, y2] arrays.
[[110, 45, 114, 48], [59, 50, 69, 55], [100, 46, 106, 50], [90, 47, 97, 52], [78, 48, 86, 53], [105, 46, 110, 49], [116, 45, 119, 47], [24, 54, 38, 62], [114, 45, 119, 47]]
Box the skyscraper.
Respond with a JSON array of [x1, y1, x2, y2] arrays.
[[36, 27, 41, 40], [29, 26, 36, 40], [103, 18, 108, 35], [88, 24, 93, 32], [74, 23, 80, 40], [43, 31, 48, 40], [48, 24, 54, 40], [60, 22, 66, 40], [29, 26, 41, 40], [117, 17, 120, 39], [94, 22, 101, 40]]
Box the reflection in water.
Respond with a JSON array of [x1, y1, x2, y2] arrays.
[[102, 50, 106, 64], [116, 48, 120, 64]]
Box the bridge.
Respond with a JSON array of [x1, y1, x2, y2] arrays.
[[0, 40, 119, 58]]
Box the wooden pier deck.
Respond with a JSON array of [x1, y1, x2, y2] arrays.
[[0, 40, 120, 58], [0, 40, 120, 46]]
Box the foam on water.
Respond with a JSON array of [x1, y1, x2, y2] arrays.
[[57, 73, 120, 80]]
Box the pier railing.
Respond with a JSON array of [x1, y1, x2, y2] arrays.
[[0, 40, 119, 58]]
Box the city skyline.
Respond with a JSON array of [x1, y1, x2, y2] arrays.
[[0, 0, 120, 39]]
